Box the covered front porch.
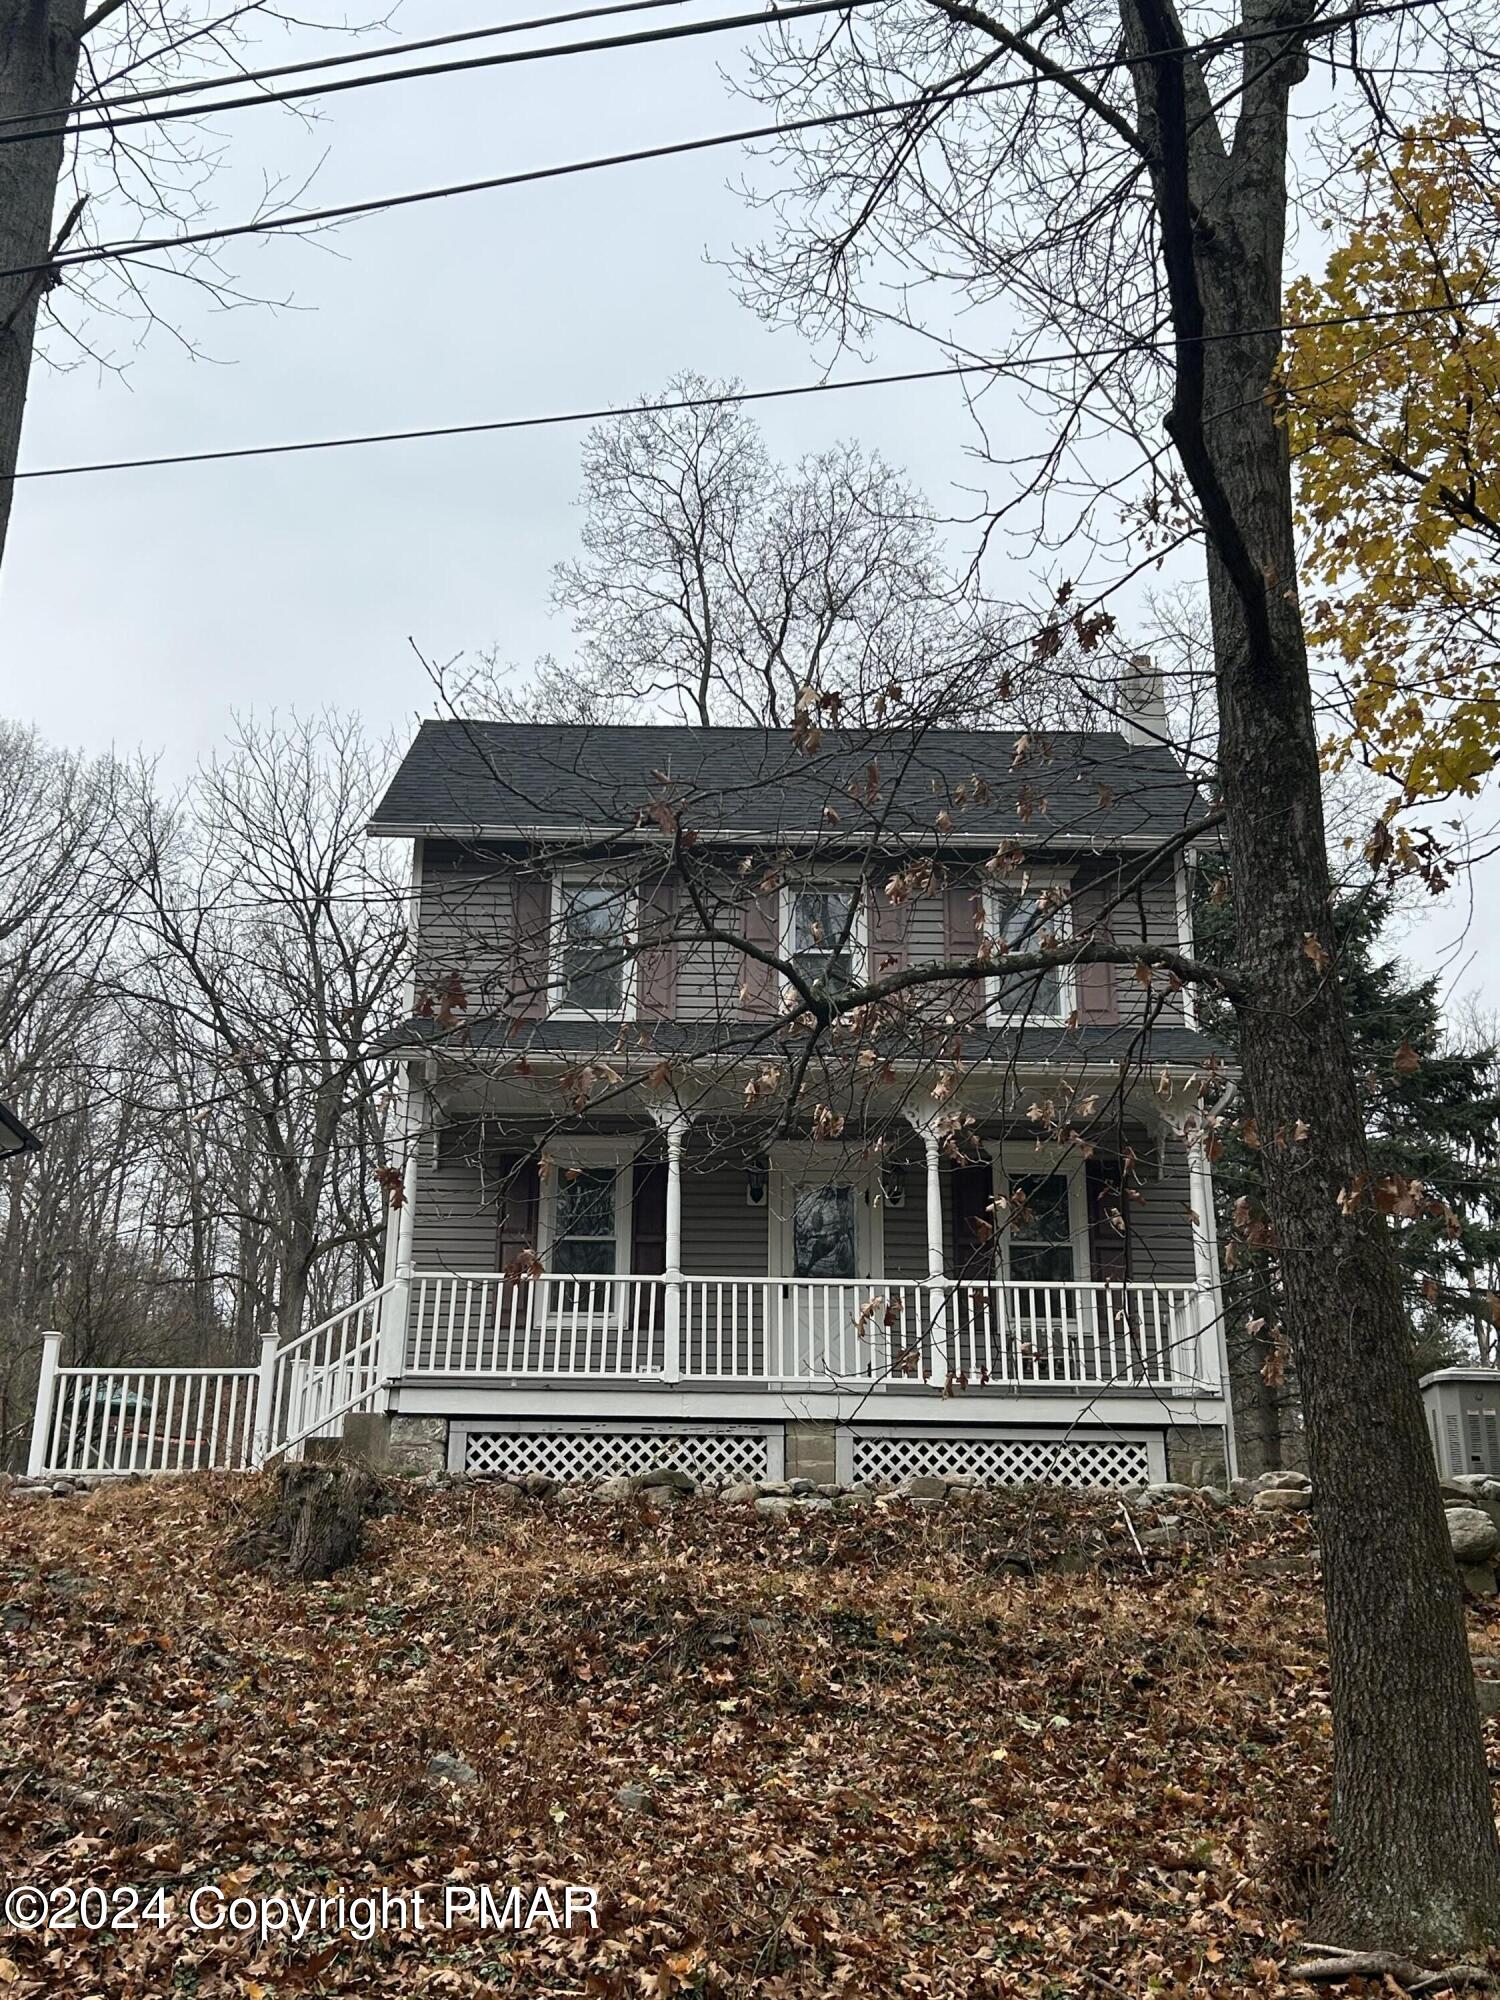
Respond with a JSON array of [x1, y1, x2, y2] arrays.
[[387, 1046, 1228, 1401], [24, 1061, 1230, 1481]]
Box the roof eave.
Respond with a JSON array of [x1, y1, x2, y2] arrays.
[[366, 821, 1217, 853]]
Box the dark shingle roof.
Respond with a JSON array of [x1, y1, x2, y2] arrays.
[[369, 721, 1208, 847]]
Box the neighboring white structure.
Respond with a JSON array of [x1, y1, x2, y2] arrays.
[[28, 720, 1235, 1493], [1421, 1368, 1500, 1481]]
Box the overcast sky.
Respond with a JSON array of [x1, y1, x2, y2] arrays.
[[2, 0, 1494, 1017]]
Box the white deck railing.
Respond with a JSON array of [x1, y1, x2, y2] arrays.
[[261, 1282, 396, 1458], [32, 1364, 261, 1477], [24, 1272, 1213, 1478], [405, 1273, 1211, 1390], [26, 1284, 397, 1480]]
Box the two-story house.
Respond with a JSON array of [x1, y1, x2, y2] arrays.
[[355, 706, 1234, 1492], [26, 704, 1237, 1490]]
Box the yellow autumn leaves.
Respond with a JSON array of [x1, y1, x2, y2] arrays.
[[1280, 115, 1500, 805]]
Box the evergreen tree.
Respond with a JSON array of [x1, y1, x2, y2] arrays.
[[1198, 868, 1500, 1468]]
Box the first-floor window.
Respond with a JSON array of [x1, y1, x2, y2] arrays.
[[552, 1166, 619, 1274], [991, 888, 1069, 1021], [559, 881, 627, 1013], [789, 886, 859, 993], [1005, 1172, 1076, 1285]]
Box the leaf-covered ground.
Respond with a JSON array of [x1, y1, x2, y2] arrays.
[[0, 1477, 1491, 1998]]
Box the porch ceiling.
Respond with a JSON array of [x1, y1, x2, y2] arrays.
[[417, 1069, 1207, 1153], [408, 1030, 1228, 1131]]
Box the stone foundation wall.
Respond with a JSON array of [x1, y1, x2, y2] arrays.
[[783, 1421, 837, 1486], [1165, 1424, 1229, 1488], [387, 1416, 447, 1477]]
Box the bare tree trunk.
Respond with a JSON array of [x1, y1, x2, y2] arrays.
[[1214, 451, 1498, 1950], [0, 0, 86, 570], [1226, 1269, 1289, 1474], [1127, 0, 1500, 1942]]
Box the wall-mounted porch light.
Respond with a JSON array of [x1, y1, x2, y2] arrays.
[[745, 1157, 769, 1208]]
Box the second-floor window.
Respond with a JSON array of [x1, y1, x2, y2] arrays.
[[555, 878, 632, 1015], [988, 885, 1072, 1023], [786, 885, 862, 994]]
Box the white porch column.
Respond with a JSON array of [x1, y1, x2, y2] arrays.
[[906, 1112, 950, 1388], [252, 1328, 281, 1468], [379, 1063, 422, 1391], [26, 1330, 63, 1477], [1186, 1129, 1236, 1467], [922, 1128, 946, 1282], [1178, 1109, 1239, 1482], [657, 1111, 689, 1383]]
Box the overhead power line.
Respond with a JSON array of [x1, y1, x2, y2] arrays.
[[0, 79, 1031, 281], [9, 364, 990, 482], [2, 0, 696, 129], [10, 292, 1499, 487], [0, 0, 1438, 152], [0, 0, 1450, 285], [0, 0, 883, 152]]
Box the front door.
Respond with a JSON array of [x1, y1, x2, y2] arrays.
[[780, 1171, 874, 1378], [1003, 1170, 1080, 1378]]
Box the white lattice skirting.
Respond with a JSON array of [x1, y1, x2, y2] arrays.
[[852, 1432, 1151, 1489], [463, 1426, 774, 1484]]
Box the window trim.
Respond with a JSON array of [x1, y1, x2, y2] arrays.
[[983, 873, 1075, 1026], [993, 1145, 1091, 1287], [538, 1139, 637, 1279], [779, 876, 868, 998], [549, 871, 638, 1021]]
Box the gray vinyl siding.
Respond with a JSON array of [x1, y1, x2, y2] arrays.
[[415, 844, 519, 1013], [680, 1160, 770, 1276], [1129, 1141, 1197, 1282], [673, 868, 755, 1019], [411, 1148, 505, 1273], [407, 1124, 1197, 1283], [1078, 856, 1188, 1029], [901, 891, 946, 962], [880, 1169, 933, 1282], [409, 846, 1190, 1028]]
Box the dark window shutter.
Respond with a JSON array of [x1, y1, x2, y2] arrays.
[[495, 1153, 540, 1307], [638, 877, 678, 1020], [630, 1159, 668, 1339], [1072, 881, 1119, 1025], [631, 1160, 668, 1273], [738, 887, 780, 1016], [512, 875, 552, 1020], [944, 881, 984, 1021], [944, 883, 980, 962], [1086, 1158, 1131, 1282], [949, 1160, 995, 1279], [870, 877, 909, 976]]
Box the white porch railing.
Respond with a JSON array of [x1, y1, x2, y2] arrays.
[[23, 1273, 1214, 1478], [26, 1283, 398, 1480], [408, 1272, 666, 1377], [31, 1362, 261, 1477], [259, 1281, 396, 1460], [404, 1273, 1213, 1390]]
